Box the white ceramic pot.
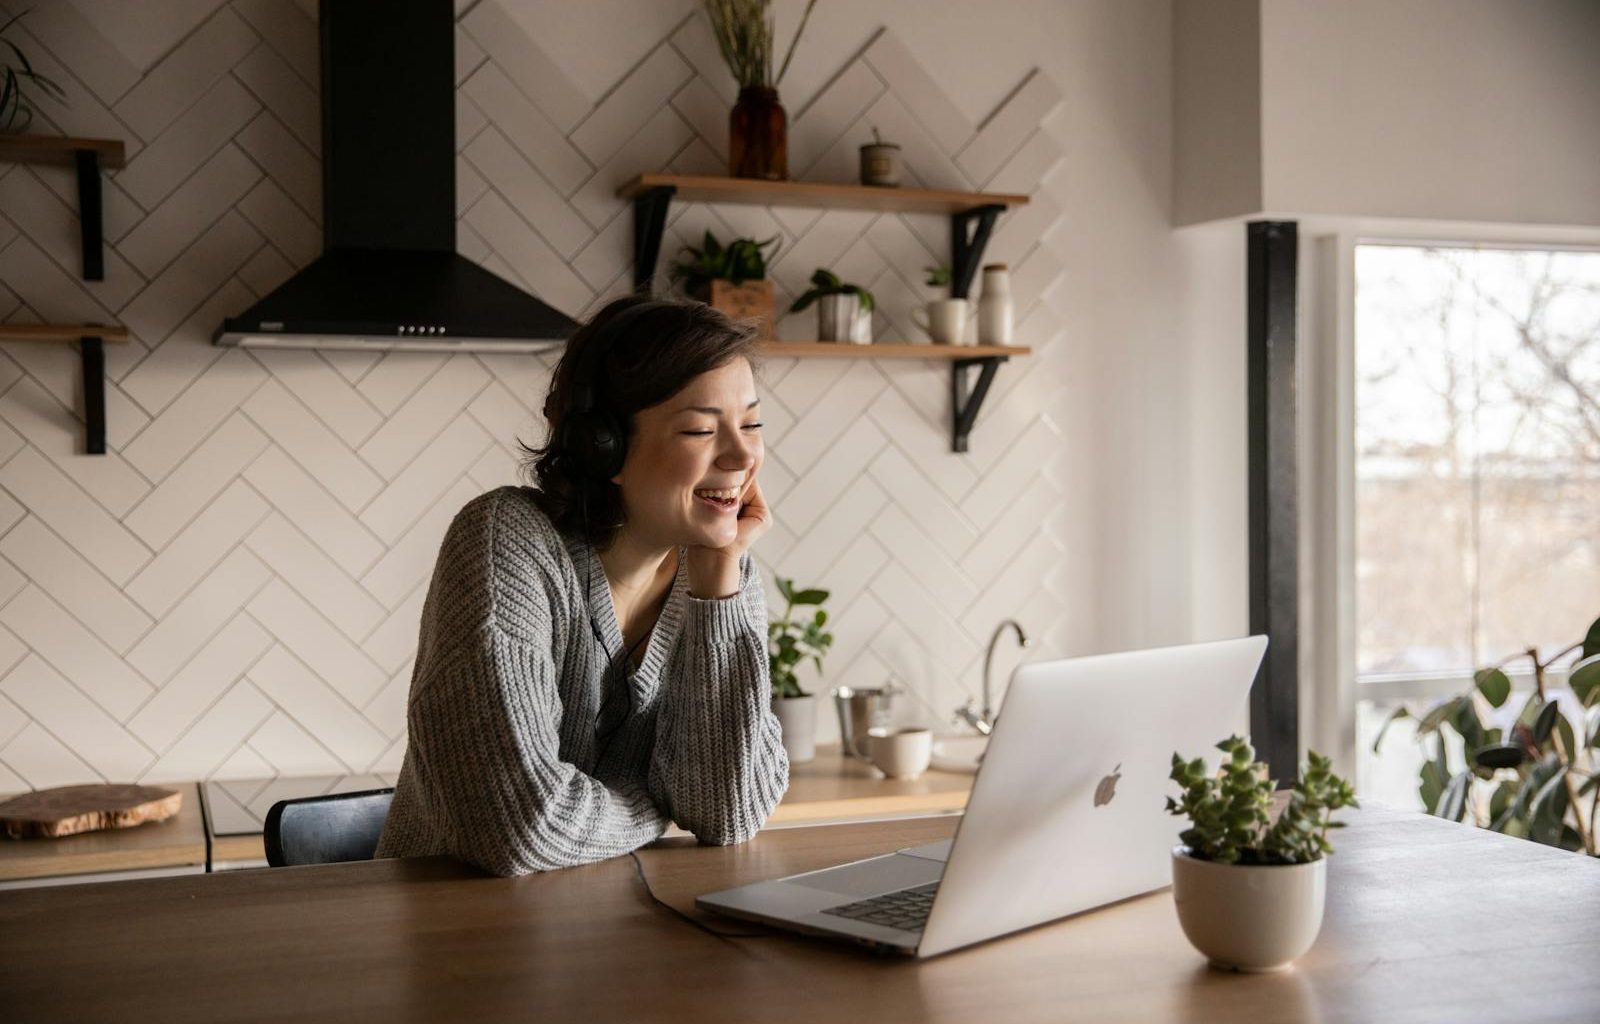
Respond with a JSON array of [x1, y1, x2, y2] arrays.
[[815, 294, 860, 343], [771, 694, 816, 763], [1170, 847, 1327, 973]]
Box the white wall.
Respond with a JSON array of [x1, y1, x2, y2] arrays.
[[0, 0, 1206, 788]]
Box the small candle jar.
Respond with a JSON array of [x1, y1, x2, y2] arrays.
[[859, 142, 901, 187]]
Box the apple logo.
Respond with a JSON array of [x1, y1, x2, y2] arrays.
[[1093, 764, 1122, 807]]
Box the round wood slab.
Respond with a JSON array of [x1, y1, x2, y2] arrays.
[[0, 784, 182, 839]]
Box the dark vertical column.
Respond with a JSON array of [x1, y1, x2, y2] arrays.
[[80, 337, 106, 455], [1247, 220, 1299, 783], [76, 149, 103, 280]]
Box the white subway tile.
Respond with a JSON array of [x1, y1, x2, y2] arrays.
[[127, 547, 272, 684], [361, 478, 479, 609], [126, 615, 273, 751], [460, 0, 590, 134], [0, 655, 153, 779], [0, 586, 152, 720], [114, 7, 258, 140], [119, 212, 262, 346], [243, 446, 385, 577], [126, 481, 267, 618], [237, 177, 319, 266], [123, 349, 268, 483], [246, 515, 385, 641], [242, 378, 382, 511], [235, 109, 320, 221], [117, 77, 261, 210], [124, 414, 268, 549], [246, 644, 388, 769], [361, 415, 492, 545], [0, 517, 152, 653], [1, 447, 150, 586], [249, 347, 384, 448], [355, 352, 446, 418], [140, 681, 273, 784], [234, 42, 320, 154], [357, 355, 490, 479], [0, 722, 101, 789], [572, 45, 692, 166]]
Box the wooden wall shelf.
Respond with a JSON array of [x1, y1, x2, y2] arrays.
[[0, 133, 128, 457], [621, 173, 1033, 452], [759, 342, 1029, 360]]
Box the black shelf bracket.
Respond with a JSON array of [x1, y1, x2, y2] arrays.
[[949, 203, 1005, 299], [632, 185, 676, 293], [80, 335, 106, 455], [75, 149, 104, 281], [951, 355, 1007, 453]]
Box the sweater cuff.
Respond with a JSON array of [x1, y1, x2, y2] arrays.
[[685, 592, 756, 648]]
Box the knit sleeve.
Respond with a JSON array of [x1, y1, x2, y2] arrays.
[[404, 624, 670, 876], [648, 554, 790, 844]]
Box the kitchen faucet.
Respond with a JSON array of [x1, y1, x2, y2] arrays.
[[954, 619, 1030, 736]]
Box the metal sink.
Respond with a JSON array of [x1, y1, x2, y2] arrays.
[[930, 734, 989, 774]]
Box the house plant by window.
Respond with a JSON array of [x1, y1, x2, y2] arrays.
[[1374, 613, 1600, 857], [789, 268, 875, 344], [768, 576, 833, 763], [1, 10, 66, 134], [703, 0, 817, 179], [1167, 736, 1357, 972], [669, 229, 779, 338]]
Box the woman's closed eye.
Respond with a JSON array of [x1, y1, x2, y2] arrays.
[[681, 423, 763, 436]]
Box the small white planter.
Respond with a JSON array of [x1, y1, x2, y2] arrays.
[[1171, 847, 1326, 973], [771, 694, 816, 763]]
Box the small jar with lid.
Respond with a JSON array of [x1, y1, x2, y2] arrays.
[[977, 263, 1013, 345]]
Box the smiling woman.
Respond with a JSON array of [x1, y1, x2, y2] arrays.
[[374, 297, 789, 876]]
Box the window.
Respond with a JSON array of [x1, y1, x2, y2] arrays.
[[1352, 243, 1600, 805]]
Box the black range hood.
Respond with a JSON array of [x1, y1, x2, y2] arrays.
[[214, 0, 579, 352]]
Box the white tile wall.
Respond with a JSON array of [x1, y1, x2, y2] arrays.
[[0, 0, 1070, 786]]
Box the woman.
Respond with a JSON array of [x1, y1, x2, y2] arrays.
[[375, 296, 789, 876]]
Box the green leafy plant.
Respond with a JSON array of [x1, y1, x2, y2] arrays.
[[1374, 613, 1600, 856], [668, 230, 780, 296], [1167, 736, 1357, 865], [788, 268, 875, 314], [704, 0, 818, 90], [924, 264, 952, 289], [767, 577, 833, 699], [1, 10, 66, 134]]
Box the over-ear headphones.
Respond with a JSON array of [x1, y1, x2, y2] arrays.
[[557, 299, 670, 482]]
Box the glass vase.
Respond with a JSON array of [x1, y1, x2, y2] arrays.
[[729, 86, 788, 181]]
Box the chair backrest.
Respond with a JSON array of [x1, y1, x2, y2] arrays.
[[263, 788, 395, 867]]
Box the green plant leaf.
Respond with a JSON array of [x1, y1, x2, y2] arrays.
[[1474, 668, 1512, 708], [1582, 614, 1600, 660], [1531, 700, 1560, 746], [792, 588, 828, 606], [1473, 742, 1526, 770], [1418, 756, 1449, 813], [1569, 653, 1600, 708], [1416, 698, 1459, 737], [1371, 706, 1410, 752]]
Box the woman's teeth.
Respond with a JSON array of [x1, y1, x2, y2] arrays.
[[694, 487, 739, 510]]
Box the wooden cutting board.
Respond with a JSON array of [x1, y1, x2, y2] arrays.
[[0, 784, 183, 839]]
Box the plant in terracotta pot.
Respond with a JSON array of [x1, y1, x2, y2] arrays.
[[669, 229, 780, 338], [768, 576, 833, 764], [1, 10, 67, 134], [1166, 736, 1357, 973], [703, 0, 817, 179], [789, 268, 875, 344]]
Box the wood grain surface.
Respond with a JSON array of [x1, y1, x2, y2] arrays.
[[0, 784, 204, 881], [0, 784, 182, 839], [2, 805, 1597, 1023]]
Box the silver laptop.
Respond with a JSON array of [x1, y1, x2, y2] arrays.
[[697, 636, 1267, 958]]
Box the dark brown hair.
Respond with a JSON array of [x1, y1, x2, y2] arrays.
[[521, 295, 760, 549]]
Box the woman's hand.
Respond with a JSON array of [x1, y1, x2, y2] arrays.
[[687, 478, 771, 599]]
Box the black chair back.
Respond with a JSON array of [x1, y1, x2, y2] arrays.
[[263, 788, 395, 867]]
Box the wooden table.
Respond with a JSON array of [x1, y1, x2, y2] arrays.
[[0, 783, 206, 887], [3, 805, 1596, 1022]]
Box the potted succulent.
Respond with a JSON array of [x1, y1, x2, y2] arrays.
[[767, 576, 834, 763], [1, 10, 66, 134], [789, 268, 875, 344], [915, 264, 968, 345], [704, 0, 818, 180], [669, 229, 779, 338], [1166, 736, 1357, 973]]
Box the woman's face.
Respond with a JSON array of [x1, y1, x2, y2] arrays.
[[612, 357, 763, 551]]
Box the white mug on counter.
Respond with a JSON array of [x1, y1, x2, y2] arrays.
[[868, 726, 933, 780], [912, 298, 969, 345]]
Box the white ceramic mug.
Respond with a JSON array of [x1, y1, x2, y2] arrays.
[[912, 299, 969, 345], [868, 727, 933, 780]]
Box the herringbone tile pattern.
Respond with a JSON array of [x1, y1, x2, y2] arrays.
[[0, 1, 1070, 789]]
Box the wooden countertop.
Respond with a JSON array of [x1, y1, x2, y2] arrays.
[[206, 745, 973, 863], [0, 783, 206, 882], [3, 806, 1596, 1023]]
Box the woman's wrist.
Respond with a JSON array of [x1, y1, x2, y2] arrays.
[[687, 549, 741, 599]]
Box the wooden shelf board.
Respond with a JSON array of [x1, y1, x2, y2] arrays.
[[617, 173, 1028, 214], [0, 134, 127, 169], [758, 341, 1029, 360], [0, 323, 130, 343]]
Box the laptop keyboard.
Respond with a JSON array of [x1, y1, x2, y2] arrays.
[[820, 881, 940, 932]]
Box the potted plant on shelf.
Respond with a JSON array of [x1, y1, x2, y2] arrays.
[[914, 264, 968, 345], [669, 229, 779, 338], [1373, 612, 1600, 856], [1166, 735, 1357, 973], [768, 576, 834, 764], [789, 268, 874, 344], [704, 0, 818, 180], [1, 10, 66, 134]]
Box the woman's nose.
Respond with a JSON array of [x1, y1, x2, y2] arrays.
[[716, 428, 759, 469]]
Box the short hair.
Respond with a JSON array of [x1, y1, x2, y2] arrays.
[[521, 295, 760, 550]]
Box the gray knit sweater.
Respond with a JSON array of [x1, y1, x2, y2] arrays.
[[374, 486, 789, 875]]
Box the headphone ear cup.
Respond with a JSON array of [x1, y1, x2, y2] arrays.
[[563, 406, 627, 480]]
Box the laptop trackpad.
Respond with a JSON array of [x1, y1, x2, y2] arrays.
[[791, 853, 944, 898]]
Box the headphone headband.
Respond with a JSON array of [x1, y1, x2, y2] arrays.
[[559, 299, 673, 481]]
